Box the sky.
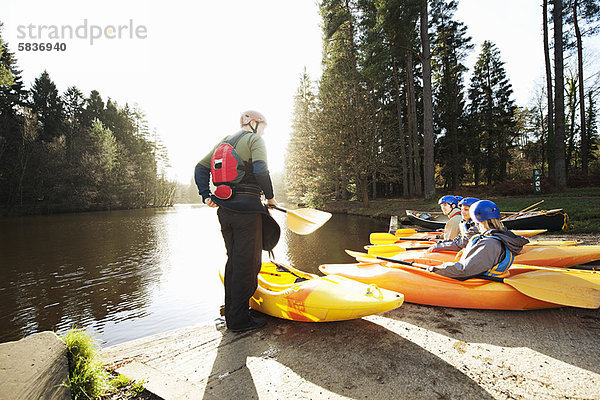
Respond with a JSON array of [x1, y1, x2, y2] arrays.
[[2, 0, 599, 183]]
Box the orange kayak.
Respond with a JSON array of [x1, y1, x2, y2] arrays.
[[319, 262, 562, 310], [369, 245, 600, 267]]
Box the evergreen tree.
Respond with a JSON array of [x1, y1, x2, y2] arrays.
[[286, 70, 319, 205], [62, 86, 85, 164], [467, 41, 516, 184], [375, 0, 422, 197], [30, 71, 64, 142], [430, 0, 472, 189], [0, 23, 14, 86], [82, 90, 105, 127], [319, 0, 376, 204], [0, 37, 28, 207]]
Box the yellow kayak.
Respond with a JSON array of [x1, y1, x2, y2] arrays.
[[218, 262, 404, 322]]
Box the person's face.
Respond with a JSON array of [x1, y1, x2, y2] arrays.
[[440, 203, 452, 215], [461, 205, 470, 220], [256, 122, 266, 136]]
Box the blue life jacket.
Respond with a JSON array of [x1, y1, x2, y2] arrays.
[[470, 235, 515, 277]]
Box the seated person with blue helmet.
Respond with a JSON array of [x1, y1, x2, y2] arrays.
[[438, 195, 462, 240], [427, 200, 529, 279], [428, 197, 480, 252]]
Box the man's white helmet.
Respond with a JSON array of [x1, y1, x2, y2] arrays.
[[240, 110, 267, 127]]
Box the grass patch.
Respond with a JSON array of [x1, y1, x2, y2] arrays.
[[61, 329, 146, 399]]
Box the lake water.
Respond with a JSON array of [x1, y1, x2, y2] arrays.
[[0, 205, 388, 346]]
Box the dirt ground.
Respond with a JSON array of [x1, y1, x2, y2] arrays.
[[539, 232, 600, 245], [102, 303, 600, 400]]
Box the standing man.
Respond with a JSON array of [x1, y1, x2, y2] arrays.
[[195, 110, 278, 332]]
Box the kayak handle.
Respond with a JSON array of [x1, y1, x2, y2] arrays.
[[365, 284, 383, 299]]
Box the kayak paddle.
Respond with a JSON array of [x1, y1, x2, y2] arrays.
[[345, 250, 600, 309], [370, 232, 434, 245], [269, 205, 332, 235], [501, 200, 545, 221], [367, 245, 430, 256], [395, 228, 419, 236]]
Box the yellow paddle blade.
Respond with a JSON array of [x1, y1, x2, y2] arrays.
[[395, 228, 418, 237], [286, 208, 332, 235], [346, 249, 382, 263], [512, 229, 547, 238], [369, 232, 398, 245], [367, 245, 405, 256], [506, 270, 600, 309]]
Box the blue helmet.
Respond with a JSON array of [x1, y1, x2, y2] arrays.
[[438, 195, 458, 206], [469, 200, 500, 223], [459, 197, 480, 207], [454, 195, 464, 202]]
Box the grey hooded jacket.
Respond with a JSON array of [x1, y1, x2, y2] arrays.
[[430, 229, 529, 279]]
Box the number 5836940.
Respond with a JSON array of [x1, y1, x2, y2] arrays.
[[18, 42, 66, 51]]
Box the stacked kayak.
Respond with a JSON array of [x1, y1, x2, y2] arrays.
[[367, 244, 600, 268], [382, 228, 546, 241], [370, 232, 578, 247], [319, 262, 600, 310], [219, 262, 404, 322], [406, 208, 567, 231]]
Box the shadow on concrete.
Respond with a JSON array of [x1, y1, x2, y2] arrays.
[[202, 316, 494, 399], [202, 326, 260, 400], [384, 303, 600, 375]]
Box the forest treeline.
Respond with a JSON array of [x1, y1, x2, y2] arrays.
[[286, 0, 600, 207], [0, 23, 174, 215]]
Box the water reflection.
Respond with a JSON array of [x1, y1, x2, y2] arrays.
[[0, 206, 387, 346], [270, 212, 388, 273]]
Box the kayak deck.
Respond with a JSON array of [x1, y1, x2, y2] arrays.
[[219, 262, 404, 322]]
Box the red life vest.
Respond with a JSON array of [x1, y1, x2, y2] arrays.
[[210, 131, 249, 200]]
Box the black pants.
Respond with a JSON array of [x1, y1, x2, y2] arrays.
[[218, 207, 263, 329]]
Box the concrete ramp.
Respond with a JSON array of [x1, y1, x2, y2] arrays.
[[0, 331, 71, 400]]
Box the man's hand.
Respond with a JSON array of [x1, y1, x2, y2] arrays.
[[205, 198, 218, 208], [266, 198, 277, 207]]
